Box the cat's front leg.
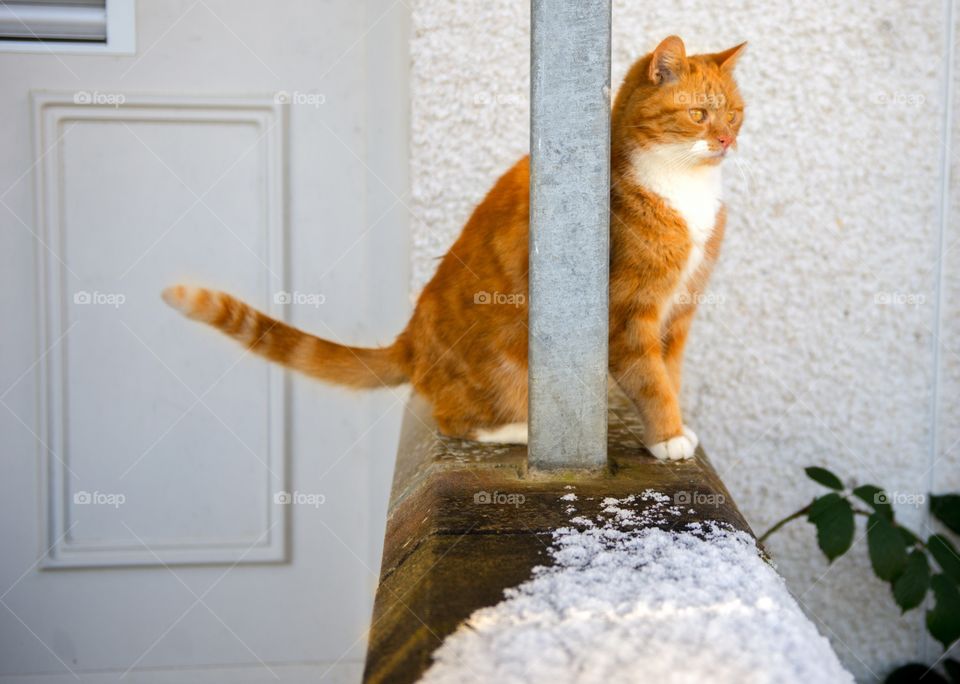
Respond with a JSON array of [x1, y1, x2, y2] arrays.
[[663, 306, 694, 395], [610, 320, 696, 461], [662, 307, 699, 452]]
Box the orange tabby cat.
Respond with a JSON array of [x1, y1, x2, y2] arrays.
[[163, 35, 745, 461]]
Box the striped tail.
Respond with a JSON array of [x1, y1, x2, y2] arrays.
[[161, 285, 408, 389]]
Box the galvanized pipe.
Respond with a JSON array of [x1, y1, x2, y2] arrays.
[[528, 0, 611, 469]]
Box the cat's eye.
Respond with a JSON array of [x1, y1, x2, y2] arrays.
[[688, 108, 707, 123], [726, 110, 740, 124]]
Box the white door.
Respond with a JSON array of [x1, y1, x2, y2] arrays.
[[0, 1, 409, 681]]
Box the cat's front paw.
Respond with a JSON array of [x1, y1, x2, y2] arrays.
[[646, 434, 697, 461]]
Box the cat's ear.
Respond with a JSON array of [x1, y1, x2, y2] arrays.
[[648, 35, 688, 85], [707, 41, 747, 72]]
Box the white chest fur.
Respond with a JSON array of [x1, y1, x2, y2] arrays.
[[630, 145, 723, 323]]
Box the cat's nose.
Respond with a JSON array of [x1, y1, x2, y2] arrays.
[[717, 134, 733, 150]]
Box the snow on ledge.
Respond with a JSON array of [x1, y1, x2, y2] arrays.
[[420, 490, 853, 684]]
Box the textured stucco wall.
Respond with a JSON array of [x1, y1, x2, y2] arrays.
[[408, 1, 955, 680], [944, 7, 960, 496]]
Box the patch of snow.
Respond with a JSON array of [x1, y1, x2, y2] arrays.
[[420, 494, 853, 684], [560, 493, 578, 501]]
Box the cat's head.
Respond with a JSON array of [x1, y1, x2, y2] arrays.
[[613, 36, 746, 168]]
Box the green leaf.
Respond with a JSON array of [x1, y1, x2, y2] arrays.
[[931, 495, 960, 536], [898, 526, 921, 548], [892, 550, 930, 612], [805, 466, 844, 490], [853, 484, 894, 520], [885, 664, 947, 684], [807, 493, 855, 561], [929, 535, 960, 584], [867, 512, 909, 581], [927, 574, 960, 649], [944, 659, 960, 683]]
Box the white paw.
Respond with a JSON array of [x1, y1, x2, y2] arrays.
[[646, 434, 697, 461], [682, 425, 699, 450], [473, 422, 529, 445]]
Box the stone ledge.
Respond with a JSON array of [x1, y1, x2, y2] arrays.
[[363, 390, 753, 684]]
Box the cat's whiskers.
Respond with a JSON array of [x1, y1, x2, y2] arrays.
[[730, 152, 756, 192], [661, 149, 701, 172]]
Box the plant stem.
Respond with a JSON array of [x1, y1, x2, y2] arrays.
[[757, 503, 812, 545]]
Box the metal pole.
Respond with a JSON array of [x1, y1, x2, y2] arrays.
[[529, 0, 611, 469]]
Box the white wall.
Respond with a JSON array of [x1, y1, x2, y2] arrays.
[[407, 1, 958, 679]]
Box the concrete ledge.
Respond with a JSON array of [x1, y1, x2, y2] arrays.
[[363, 390, 752, 684]]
